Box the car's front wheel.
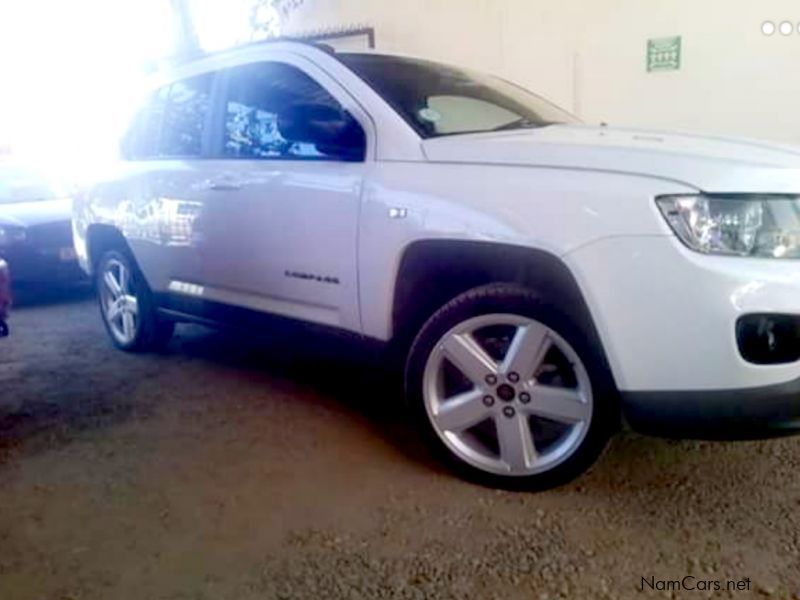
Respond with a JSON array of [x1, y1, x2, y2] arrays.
[[406, 284, 617, 490], [97, 250, 174, 352]]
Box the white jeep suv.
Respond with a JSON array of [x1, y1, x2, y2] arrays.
[[73, 41, 800, 490]]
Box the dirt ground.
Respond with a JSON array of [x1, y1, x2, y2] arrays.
[[2, 288, 800, 599]]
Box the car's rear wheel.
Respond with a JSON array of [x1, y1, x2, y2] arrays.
[[97, 250, 174, 352], [406, 284, 617, 490]]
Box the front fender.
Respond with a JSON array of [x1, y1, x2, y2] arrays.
[[358, 162, 693, 341]]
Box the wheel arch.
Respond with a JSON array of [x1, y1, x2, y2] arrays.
[[85, 224, 135, 276], [390, 239, 616, 384]]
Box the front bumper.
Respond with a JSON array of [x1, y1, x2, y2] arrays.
[[622, 381, 800, 440], [566, 235, 800, 391], [0, 244, 86, 284], [0, 220, 87, 284], [565, 235, 800, 439]]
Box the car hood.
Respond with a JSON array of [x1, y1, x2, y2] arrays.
[[421, 124, 800, 194], [0, 198, 72, 228]]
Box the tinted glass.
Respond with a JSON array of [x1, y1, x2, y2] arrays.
[[160, 74, 213, 157], [222, 62, 365, 161], [338, 53, 579, 138]]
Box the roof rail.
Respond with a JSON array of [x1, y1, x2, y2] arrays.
[[167, 37, 328, 67], [288, 25, 375, 49], [169, 25, 375, 67]]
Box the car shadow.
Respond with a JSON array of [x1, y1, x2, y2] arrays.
[[0, 390, 145, 459], [0, 301, 438, 472], [170, 321, 761, 492], [2, 303, 770, 498], [171, 321, 439, 472], [173, 321, 780, 510]]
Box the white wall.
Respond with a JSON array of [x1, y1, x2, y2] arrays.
[[284, 0, 800, 143]]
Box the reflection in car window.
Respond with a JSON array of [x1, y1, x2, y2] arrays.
[[338, 53, 579, 138], [221, 62, 363, 161], [160, 74, 213, 157], [121, 86, 169, 159]]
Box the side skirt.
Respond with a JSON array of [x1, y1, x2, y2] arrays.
[[155, 292, 387, 356]]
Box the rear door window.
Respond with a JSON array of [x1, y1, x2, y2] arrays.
[[159, 74, 214, 157]]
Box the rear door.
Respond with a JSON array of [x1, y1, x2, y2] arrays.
[[118, 72, 217, 295]]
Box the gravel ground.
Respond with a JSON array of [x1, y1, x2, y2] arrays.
[[2, 288, 800, 599]]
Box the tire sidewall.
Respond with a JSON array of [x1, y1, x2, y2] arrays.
[[405, 284, 618, 491]]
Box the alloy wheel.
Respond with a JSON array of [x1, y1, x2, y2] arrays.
[[100, 258, 139, 346], [422, 313, 593, 476]]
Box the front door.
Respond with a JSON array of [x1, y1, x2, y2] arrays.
[[184, 58, 369, 333]]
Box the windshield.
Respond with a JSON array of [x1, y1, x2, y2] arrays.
[[0, 165, 64, 204], [338, 53, 579, 138]]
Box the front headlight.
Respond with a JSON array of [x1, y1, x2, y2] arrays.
[[0, 225, 26, 247], [656, 194, 800, 258]]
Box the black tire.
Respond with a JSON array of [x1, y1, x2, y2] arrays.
[[405, 283, 619, 491], [96, 249, 174, 352]]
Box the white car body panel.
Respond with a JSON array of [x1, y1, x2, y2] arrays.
[[176, 158, 365, 330], [357, 162, 691, 340], [73, 41, 800, 404], [566, 237, 800, 391], [422, 125, 800, 193]]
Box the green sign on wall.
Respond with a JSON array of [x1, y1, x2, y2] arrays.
[[647, 36, 681, 72]]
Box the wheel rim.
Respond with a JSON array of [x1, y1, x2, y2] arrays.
[[422, 314, 593, 476], [100, 258, 139, 345]]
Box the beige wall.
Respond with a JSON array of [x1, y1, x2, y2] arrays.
[[284, 0, 800, 143]]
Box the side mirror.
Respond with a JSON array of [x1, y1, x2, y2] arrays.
[[278, 104, 366, 161]]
